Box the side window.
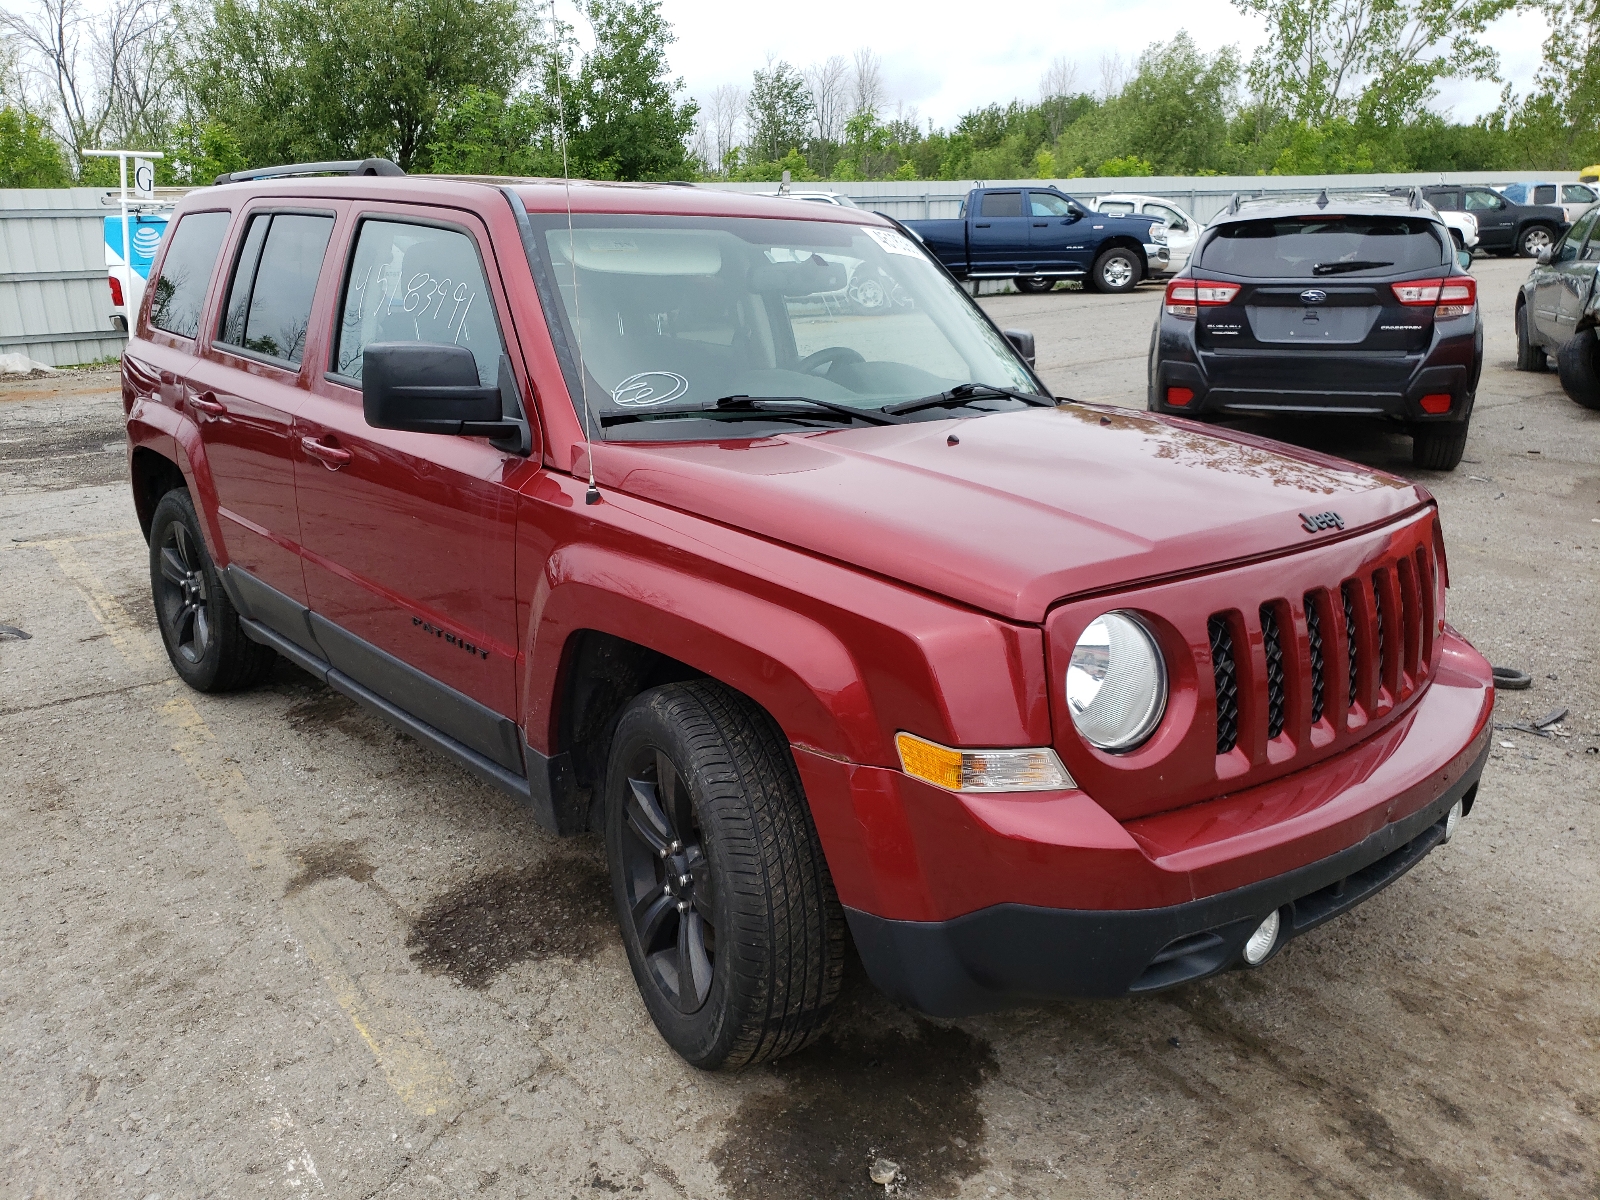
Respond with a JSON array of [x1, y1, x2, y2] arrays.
[[1564, 184, 1597, 204], [1028, 192, 1075, 217], [1097, 201, 1134, 215], [148, 210, 230, 339], [1555, 211, 1593, 263], [335, 220, 505, 386], [980, 192, 1023, 218], [1145, 203, 1188, 232], [1533, 185, 1557, 205], [1576, 210, 1600, 261], [1465, 189, 1506, 212], [216, 212, 335, 366]]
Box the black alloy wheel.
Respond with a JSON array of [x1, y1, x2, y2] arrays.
[[1014, 276, 1056, 294], [148, 488, 277, 692], [616, 745, 716, 1014], [604, 681, 844, 1070]]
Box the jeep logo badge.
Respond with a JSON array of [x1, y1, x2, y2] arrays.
[[1300, 510, 1345, 533], [1300, 289, 1328, 304]]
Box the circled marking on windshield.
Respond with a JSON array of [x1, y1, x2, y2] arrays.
[[612, 371, 689, 407]]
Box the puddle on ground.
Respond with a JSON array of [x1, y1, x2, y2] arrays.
[[406, 856, 614, 988], [285, 840, 376, 896], [712, 992, 995, 1200], [282, 685, 389, 746]]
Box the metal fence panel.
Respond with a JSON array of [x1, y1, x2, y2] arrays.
[[0, 188, 126, 367]]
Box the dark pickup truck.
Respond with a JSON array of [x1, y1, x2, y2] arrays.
[[903, 186, 1170, 293], [1419, 184, 1568, 258]]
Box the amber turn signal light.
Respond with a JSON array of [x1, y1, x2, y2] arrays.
[[895, 732, 1075, 793]]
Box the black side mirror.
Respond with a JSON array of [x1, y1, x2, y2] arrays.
[[363, 342, 526, 449], [1003, 328, 1036, 368]]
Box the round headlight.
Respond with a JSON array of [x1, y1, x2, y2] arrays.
[[1066, 611, 1167, 751]]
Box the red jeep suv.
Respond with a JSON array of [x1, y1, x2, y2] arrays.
[[123, 161, 1493, 1070]]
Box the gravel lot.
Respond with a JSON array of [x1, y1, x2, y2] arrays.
[[1, 255, 1595, 1200]]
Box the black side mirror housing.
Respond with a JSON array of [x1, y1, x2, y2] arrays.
[[362, 342, 528, 452], [1003, 328, 1036, 368]]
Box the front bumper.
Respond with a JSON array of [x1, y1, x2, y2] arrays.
[[794, 630, 1493, 1016], [1144, 243, 1172, 276], [845, 741, 1484, 1015]]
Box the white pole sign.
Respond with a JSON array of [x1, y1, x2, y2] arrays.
[[133, 157, 156, 200]]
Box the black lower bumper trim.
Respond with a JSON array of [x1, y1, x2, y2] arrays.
[[845, 740, 1488, 1017]]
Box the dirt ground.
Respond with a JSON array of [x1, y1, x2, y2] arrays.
[[1, 256, 1595, 1199]]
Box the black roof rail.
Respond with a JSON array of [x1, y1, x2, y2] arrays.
[[214, 158, 404, 186]]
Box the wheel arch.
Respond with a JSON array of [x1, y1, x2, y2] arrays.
[[130, 445, 188, 541], [1096, 235, 1149, 272]]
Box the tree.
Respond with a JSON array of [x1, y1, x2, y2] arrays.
[[1487, 0, 1600, 168], [745, 57, 810, 164], [429, 86, 554, 176], [0, 104, 69, 185], [804, 54, 847, 173], [850, 47, 884, 117], [563, 0, 698, 179], [180, 0, 528, 171], [1117, 33, 1239, 173], [1231, 0, 1515, 126], [1039, 54, 1079, 143], [703, 82, 743, 174]]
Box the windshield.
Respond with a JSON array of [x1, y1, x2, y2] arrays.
[[1197, 216, 1448, 278], [521, 213, 1041, 439]]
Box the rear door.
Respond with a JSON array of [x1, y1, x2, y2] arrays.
[[969, 191, 1030, 272], [185, 205, 336, 615], [1024, 190, 1088, 273], [291, 206, 533, 772]]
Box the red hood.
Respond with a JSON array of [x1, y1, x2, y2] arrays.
[[590, 406, 1425, 623]]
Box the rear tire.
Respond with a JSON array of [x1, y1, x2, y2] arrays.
[[149, 489, 277, 692], [1515, 302, 1547, 371], [1410, 422, 1470, 471], [1519, 224, 1557, 257], [603, 680, 844, 1071], [1556, 327, 1600, 409], [1014, 276, 1055, 294], [1089, 247, 1141, 294]]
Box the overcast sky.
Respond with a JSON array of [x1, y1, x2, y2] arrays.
[[641, 0, 1548, 131]]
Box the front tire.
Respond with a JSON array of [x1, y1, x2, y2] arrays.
[[603, 681, 844, 1070], [1516, 302, 1547, 371], [1089, 247, 1141, 294], [1014, 276, 1055, 294], [1556, 327, 1600, 409], [1520, 224, 1556, 258], [1410, 422, 1470, 471], [149, 489, 277, 692]]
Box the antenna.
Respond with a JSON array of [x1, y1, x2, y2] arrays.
[[550, 0, 600, 505]]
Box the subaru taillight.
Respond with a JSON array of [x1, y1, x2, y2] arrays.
[[1164, 279, 1240, 318], [109, 274, 124, 306], [1391, 276, 1475, 318]]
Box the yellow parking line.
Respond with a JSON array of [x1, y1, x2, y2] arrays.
[[39, 539, 463, 1118]]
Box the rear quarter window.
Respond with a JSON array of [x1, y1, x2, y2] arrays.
[[149, 210, 230, 338], [1197, 216, 1447, 278]]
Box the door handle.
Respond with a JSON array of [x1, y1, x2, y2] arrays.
[[1033, 222, 1048, 227], [975, 222, 991, 228], [189, 391, 225, 416], [300, 436, 353, 469]]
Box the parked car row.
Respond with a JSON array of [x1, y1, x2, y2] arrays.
[[122, 160, 1493, 1072], [1516, 205, 1600, 411]]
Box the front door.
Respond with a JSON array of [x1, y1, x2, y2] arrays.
[[1464, 188, 1516, 250], [1552, 210, 1600, 342], [187, 206, 338, 612], [969, 191, 1031, 273], [1024, 190, 1088, 273], [291, 209, 532, 772]]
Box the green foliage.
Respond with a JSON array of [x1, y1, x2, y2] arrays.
[[0, 105, 69, 187], [1098, 155, 1156, 177], [745, 59, 811, 165], [728, 147, 816, 183], [180, 0, 529, 171], [428, 87, 555, 176]]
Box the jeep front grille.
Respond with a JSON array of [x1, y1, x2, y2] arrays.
[[1208, 542, 1437, 755]]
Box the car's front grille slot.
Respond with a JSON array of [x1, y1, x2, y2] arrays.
[[1372, 572, 1387, 690], [1342, 582, 1358, 706], [1209, 615, 1239, 754], [1304, 592, 1326, 725], [1260, 603, 1286, 739]]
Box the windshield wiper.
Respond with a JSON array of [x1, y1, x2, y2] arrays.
[[599, 394, 903, 429], [882, 382, 1055, 416], [1311, 260, 1394, 276]]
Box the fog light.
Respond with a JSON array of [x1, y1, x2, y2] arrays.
[[1419, 393, 1452, 414], [1442, 797, 1464, 842], [1166, 386, 1194, 407], [1242, 911, 1280, 965]]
